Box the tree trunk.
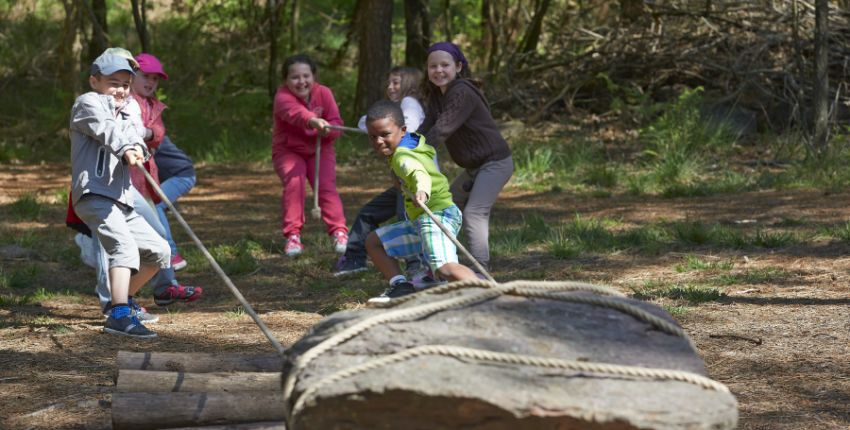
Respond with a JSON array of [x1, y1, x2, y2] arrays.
[[268, 0, 287, 98], [58, 0, 81, 105], [813, 0, 829, 150], [353, 0, 393, 120], [516, 0, 551, 65], [481, 0, 498, 73], [404, 0, 430, 69], [130, 0, 150, 53], [289, 0, 300, 52], [441, 0, 452, 40], [84, 0, 109, 63]]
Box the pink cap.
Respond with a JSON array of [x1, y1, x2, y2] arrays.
[[134, 53, 169, 80]]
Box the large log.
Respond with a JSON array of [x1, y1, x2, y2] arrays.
[[283, 285, 738, 429], [116, 370, 281, 393], [112, 392, 284, 430], [116, 351, 281, 373], [162, 422, 285, 430]]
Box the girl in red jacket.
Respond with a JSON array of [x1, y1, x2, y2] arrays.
[[272, 54, 348, 257]]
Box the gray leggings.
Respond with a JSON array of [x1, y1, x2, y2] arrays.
[[449, 155, 513, 269]]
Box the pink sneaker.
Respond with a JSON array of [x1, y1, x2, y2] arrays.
[[171, 253, 187, 271], [285, 234, 304, 257], [333, 230, 348, 254], [154, 284, 203, 306]]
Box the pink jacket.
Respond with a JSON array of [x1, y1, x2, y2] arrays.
[[130, 93, 167, 203], [272, 83, 343, 156]]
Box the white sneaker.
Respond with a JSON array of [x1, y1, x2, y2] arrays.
[[74, 233, 97, 268]]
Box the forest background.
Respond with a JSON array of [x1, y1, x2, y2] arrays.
[[4, 0, 850, 196]]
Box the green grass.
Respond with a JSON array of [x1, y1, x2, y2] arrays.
[[188, 239, 263, 275], [0, 265, 40, 290], [225, 306, 246, 319], [712, 267, 790, 285], [10, 194, 41, 220], [675, 255, 734, 273], [631, 280, 723, 304]]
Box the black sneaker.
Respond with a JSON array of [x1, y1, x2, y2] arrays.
[[333, 256, 368, 277], [103, 315, 157, 339], [367, 281, 416, 304]]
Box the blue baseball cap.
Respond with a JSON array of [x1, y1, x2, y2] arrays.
[[91, 53, 137, 76]]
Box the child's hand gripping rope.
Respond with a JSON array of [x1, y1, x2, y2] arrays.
[[399, 187, 496, 282], [310, 125, 368, 220]]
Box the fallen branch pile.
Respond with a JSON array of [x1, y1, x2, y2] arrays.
[[496, 0, 850, 130]]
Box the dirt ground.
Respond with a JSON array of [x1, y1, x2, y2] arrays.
[[1, 159, 849, 429]]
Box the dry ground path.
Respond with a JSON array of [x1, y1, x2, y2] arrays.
[[1, 162, 848, 429]]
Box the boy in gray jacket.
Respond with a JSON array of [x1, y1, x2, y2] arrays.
[[70, 53, 170, 338]]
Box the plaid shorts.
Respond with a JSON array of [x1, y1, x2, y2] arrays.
[[375, 204, 463, 272]]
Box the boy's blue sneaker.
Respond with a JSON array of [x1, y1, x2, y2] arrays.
[[104, 315, 157, 339], [367, 281, 416, 304], [333, 256, 368, 277], [128, 297, 159, 324]]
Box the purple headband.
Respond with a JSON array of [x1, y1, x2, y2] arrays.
[[427, 41, 468, 68]]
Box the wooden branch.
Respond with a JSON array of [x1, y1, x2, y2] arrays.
[[116, 351, 282, 373], [112, 392, 284, 430], [116, 370, 281, 393]]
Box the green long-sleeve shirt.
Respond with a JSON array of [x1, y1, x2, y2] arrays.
[[390, 132, 454, 220]]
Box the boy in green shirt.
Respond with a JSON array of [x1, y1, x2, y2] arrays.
[[364, 100, 476, 303]]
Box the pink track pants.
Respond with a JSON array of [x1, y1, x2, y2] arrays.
[[272, 145, 347, 238]]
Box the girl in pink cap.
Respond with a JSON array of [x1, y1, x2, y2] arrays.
[[130, 52, 203, 305], [272, 54, 349, 257]]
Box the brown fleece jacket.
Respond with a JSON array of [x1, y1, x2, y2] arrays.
[[420, 79, 512, 170]]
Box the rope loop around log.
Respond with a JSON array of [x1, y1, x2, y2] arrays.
[[290, 344, 731, 421], [282, 279, 703, 427]]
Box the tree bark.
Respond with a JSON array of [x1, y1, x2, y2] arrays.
[[517, 0, 551, 65], [404, 0, 431, 69], [116, 351, 282, 373], [116, 370, 281, 393], [289, 0, 300, 52], [482, 0, 498, 73], [130, 0, 150, 53], [441, 0, 452, 40], [268, 0, 287, 98], [353, 0, 393, 120], [58, 0, 81, 105], [112, 392, 284, 430], [83, 0, 108, 63], [813, 0, 829, 150]]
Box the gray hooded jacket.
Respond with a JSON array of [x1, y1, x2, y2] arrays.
[[70, 92, 148, 208]]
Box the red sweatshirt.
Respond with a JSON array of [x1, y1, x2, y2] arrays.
[[272, 83, 343, 156]]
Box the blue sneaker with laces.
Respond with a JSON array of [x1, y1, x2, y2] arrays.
[[104, 305, 157, 339]]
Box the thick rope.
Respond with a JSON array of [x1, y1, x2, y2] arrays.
[[282, 279, 695, 419], [372, 279, 626, 308], [134, 163, 285, 355], [290, 344, 730, 423]]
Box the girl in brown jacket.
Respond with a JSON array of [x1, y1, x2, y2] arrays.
[[419, 41, 514, 274]]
